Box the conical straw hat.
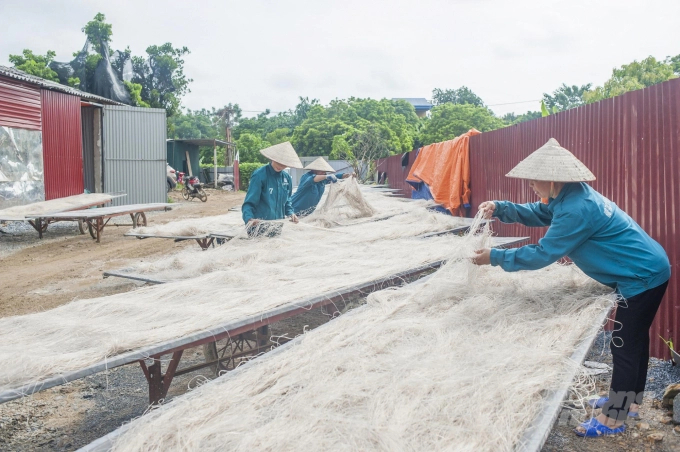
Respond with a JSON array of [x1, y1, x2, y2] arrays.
[[304, 157, 335, 173], [505, 138, 595, 182], [259, 142, 303, 169]]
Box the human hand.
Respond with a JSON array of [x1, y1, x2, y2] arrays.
[[247, 219, 260, 227], [478, 201, 496, 219], [342, 173, 351, 179], [326, 174, 338, 183], [471, 249, 491, 265], [290, 214, 299, 224]]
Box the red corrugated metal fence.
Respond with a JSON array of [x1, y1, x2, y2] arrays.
[[469, 78, 680, 359], [376, 151, 415, 197], [0, 76, 42, 130], [41, 90, 84, 199]]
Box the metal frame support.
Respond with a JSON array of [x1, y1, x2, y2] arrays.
[[139, 350, 184, 405]]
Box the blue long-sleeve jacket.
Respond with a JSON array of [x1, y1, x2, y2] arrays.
[[490, 182, 670, 298], [241, 164, 294, 224], [291, 172, 344, 216]]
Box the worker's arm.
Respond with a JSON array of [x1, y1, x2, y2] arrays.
[[241, 173, 263, 224], [490, 211, 592, 271], [492, 200, 553, 227]]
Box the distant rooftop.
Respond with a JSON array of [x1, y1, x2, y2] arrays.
[[392, 98, 433, 111], [0, 65, 124, 105]]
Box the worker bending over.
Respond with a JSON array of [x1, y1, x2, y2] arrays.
[[291, 157, 352, 217], [241, 142, 303, 237], [472, 138, 670, 438]]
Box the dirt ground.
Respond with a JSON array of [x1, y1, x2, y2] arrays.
[[1, 188, 679, 451], [0, 189, 244, 317]]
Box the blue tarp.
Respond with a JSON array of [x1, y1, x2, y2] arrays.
[[407, 180, 451, 215]]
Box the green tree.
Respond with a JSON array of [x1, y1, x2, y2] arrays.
[[419, 103, 504, 145], [542, 83, 592, 111], [432, 86, 485, 107], [337, 126, 390, 182], [235, 133, 271, 164], [8, 49, 59, 81], [583, 56, 678, 103], [124, 81, 149, 107], [669, 54, 680, 75], [82, 13, 112, 54], [168, 109, 219, 139], [131, 43, 193, 117], [291, 98, 419, 157], [502, 110, 541, 125]]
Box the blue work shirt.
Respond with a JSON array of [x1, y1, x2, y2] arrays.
[[490, 182, 670, 298], [241, 164, 294, 224], [291, 172, 344, 216]]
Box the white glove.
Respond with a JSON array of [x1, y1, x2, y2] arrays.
[[326, 174, 338, 183]]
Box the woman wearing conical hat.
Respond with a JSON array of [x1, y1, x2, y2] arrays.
[[291, 157, 353, 217], [472, 138, 670, 438], [242, 142, 303, 237]]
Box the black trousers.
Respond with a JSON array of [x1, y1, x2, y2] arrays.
[[603, 280, 669, 421]]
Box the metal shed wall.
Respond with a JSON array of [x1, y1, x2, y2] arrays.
[[103, 106, 166, 206], [0, 76, 42, 130], [469, 77, 680, 359], [376, 151, 415, 197], [41, 89, 84, 200], [166, 141, 201, 179]]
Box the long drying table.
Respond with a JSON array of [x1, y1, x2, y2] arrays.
[[27, 203, 173, 242]]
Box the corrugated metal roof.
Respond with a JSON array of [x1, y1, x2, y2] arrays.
[[0, 77, 42, 130], [0, 65, 125, 106]]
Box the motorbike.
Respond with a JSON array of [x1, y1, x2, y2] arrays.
[[180, 173, 208, 202]]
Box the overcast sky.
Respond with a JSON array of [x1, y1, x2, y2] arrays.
[[2, 0, 679, 117]]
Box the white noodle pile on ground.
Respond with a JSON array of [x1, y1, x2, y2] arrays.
[[109, 248, 615, 451], [130, 206, 470, 281], [0, 208, 469, 394], [305, 178, 376, 226], [128, 183, 468, 281], [133, 212, 244, 237]]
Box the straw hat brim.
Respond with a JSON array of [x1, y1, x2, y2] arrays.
[[505, 138, 596, 182], [260, 142, 303, 169], [304, 157, 335, 173]]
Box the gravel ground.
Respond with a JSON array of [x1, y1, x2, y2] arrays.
[[542, 331, 680, 451], [0, 307, 335, 451], [0, 210, 168, 259]]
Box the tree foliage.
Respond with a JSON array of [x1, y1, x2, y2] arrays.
[[82, 13, 113, 54], [131, 43, 193, 117], [419, 103, 504, 145], [583, 56, 678, 103], [8, 13, 192, 119], [431, 86, 485, 107], [238, 162, 267, 190], [8, 49, 59, 81], [292, 98, 419, 158], [501, 110, 541, 125], [542, 83, 592, 111]]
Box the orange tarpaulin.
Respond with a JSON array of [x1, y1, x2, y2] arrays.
[[406, 129, 480, 216]]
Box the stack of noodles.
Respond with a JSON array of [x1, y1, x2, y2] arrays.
[[0, 180, 475, 395], [128, 180, 468, 282], [132, 181, 423, 237], [103, 217, 615, 451], [133, 212, 244, 237]]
